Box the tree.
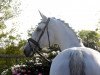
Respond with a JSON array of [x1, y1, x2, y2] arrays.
[[0, 0, 23, 73], [78, 30, 100, 51], [0, 0, 13, 47]]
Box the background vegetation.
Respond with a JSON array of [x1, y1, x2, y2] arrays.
[[78, 30, 100, 51]]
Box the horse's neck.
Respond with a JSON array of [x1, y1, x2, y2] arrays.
[[53, 21, 83, 50]]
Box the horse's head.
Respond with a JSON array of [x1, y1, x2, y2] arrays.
[[24, 12, 55, 57]]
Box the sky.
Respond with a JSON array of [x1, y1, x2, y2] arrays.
[[5, 0, 100, 39]]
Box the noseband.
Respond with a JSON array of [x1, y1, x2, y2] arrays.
[[28, 18, 51, 52]]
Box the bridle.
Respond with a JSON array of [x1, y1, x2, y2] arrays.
[[26, 18, 61, 63], [28, 18, 51, 54], [27, 18, 51, 63]]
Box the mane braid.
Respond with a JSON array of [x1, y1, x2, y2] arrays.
[[56, 18, 79, 40]]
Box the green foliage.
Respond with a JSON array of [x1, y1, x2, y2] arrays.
[[0, 0, 24, 74], [0, 39, 27, 74], [96, 18, 100, 32], [0, 22, 6, 29], [6, 69, 12, 75], [9, 35, 16, 40], [4, 9, 13, 20], [0, 0, 14, 40], [0, 32, 7, 39], [0, 0, 13, 20], [18, 40, 26, 50], [78, 30, 100, 51]]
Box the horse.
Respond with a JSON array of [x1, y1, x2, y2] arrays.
[[24, 12, 100, 75]]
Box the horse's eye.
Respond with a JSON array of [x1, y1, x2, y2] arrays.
[[36, 27, 42, 32]]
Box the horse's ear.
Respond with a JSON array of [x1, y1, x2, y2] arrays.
[[39, 10, 47, 22]]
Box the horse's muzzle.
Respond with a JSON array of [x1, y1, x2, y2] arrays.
[[23, 45, 34, 57]]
